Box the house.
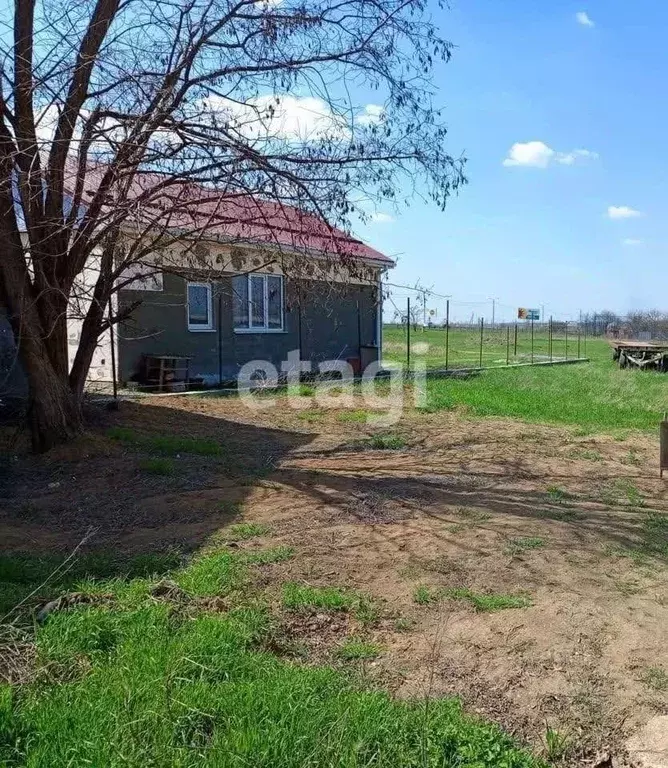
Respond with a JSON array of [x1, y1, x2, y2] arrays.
[[1, 193, 392, 397], [112, 198, 392, 388]]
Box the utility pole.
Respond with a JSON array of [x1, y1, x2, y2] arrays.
[[488, 297, 497, 328]]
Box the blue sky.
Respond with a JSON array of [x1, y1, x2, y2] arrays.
[[356, 0, 666, 321]]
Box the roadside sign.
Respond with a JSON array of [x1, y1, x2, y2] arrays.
[[518, 308, 540, 321]]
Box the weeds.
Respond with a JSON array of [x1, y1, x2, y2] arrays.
[[366, 433, 406, 450], [641, 666, 668, 692], [296, 410, 323, 423], [542, 726, 571, 762], [335, 638, 381, 661], [227, 522, 271, 540], [621, 449, 642, 467], [413, 585, 440, 605], [413, 585, 530, 612], [454, 508, 492, 524], [546, 486, 569, 503], [394, 617, 415, 632], [540, 508, 581, 522], [242, 546, 294, 565], [282, 584, 356, 612], [444, 588, 531, 612], [505, 537, 546, 556], [601, 479, 645, 508], [568, 448, 603, 462]]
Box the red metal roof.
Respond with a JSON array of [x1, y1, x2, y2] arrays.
[[73, 163, 392, 266]]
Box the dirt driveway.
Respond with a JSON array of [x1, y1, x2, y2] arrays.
[[2, 393, 667, 760]]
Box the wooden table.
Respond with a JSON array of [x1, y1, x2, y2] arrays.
[[142, 355, 191, 392]]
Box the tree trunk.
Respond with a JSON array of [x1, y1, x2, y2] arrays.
[[21, 344, 84, 453]]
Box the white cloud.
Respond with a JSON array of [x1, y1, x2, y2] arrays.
[[503, 141, 598, 168], [503, 141, 555, 168], [622, 238, 643, 246], [369, 212, 394, 224], [557, 148, 599, 165], [225, 94, 348, 142], [607, 206, 643, 220], [356, 104, 385, 127], [576, 11, 595, 27], [208, 95, 386, 142]]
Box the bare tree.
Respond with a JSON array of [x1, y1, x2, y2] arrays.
[[0, 0, 465, 451]]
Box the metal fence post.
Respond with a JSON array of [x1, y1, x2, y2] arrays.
[[565, 322, 569, 360], [577, 322, 581, 359], [406, 297, 411, 372], [584, 321, 587, 357], [479, 317, 484, 368], [531, 317, 534, 364], [514, 322, 518, 358], [445, 299, 450, 371], [549, 316, 553, 363], [506, 325, 510, 366]]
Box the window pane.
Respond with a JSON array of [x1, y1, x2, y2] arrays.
[[188, 284, 210, 326], [267, 275, 282, 329], [250, 275, 265, 327], [232, 275, 248, 328]]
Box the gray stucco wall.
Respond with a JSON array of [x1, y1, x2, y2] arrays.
[[117, 272, 379, 384]]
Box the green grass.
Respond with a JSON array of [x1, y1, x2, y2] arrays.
[[138, 457, 174, 475], [542, 727, 572, 762], [400, 333, 668, 432], [414, 585, 441, 605], [364, 433, 407, 450], [227, 523, 271, 540], [540, 508, 581, 522], [444, 588, 531, 612], [546, 485, 569, 503], [568, 448, 603, 462], [108, 427, 223, 456], [414, 585, 530, 612], [641, 666, 668, 692], [281, 584, 380, 626], [335, 638, 382, 661], [241, 546, 295, 565], [0, 552, 181, 618], [281, 583, 357, 611], [505, 537, 546, 556], [384, 324, 585, 371], [0, 552, 543, 767], [600, 479, 645, 508], [603, 512, 668, 564]]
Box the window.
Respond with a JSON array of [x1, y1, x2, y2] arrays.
[[232, 273, 284, 332], [187, 282, 213, 331]]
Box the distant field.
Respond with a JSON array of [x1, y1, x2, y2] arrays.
[[382, 326, 668, 432]]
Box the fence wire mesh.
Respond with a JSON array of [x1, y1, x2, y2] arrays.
[[382, 282, 587, 372]]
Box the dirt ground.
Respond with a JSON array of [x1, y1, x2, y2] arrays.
[[2, 393, 667, 763]]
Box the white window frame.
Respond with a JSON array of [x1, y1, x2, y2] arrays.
[[187, 281, 214, 332], [234, 273, 284, 333]]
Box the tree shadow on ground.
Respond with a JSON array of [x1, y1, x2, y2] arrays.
[[272, 462, 661, 558], [0, 400, 313, 616]]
